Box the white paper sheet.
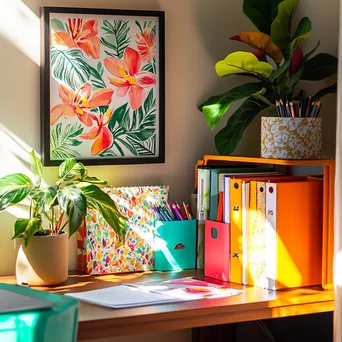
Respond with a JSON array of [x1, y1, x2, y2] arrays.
[[66, 285, 180, 308], [66, 278, 243, 309]]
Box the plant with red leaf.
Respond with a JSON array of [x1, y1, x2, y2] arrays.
[[198, 0, 338, 155]]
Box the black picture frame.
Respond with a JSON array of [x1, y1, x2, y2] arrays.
[[40, 7, 165, 166]]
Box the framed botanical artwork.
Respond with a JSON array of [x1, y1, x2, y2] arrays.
[[40, 7, 165, 166]]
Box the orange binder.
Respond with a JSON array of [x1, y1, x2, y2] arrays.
[[265, 180, 323, 290], [229, 175, 306, 285]]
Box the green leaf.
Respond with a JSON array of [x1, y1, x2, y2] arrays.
[[31, 187, 58, 213], [126, 136, 155, 156], [108, 103, 129, 132], [59, 159, 86, 182], [77, 184, 128, 243], [51, 123, 83, 160], [89, 66, 107, 89], [97, 62, 104, 76], [79, 176, 108, 185], [29, 150, 43, 181], [51, 18, 65, 32], [13, 218, 42, 247], [13, 219, 30, 239], [50, 47, 91, 90], [57, 186, 87, 236], [215, 52, 273, 79], [144, 89, 156, 114], [269, 59, 291, 82], [99, 149, 117, 157], [271, 0, 299, 49], [135, 20, 144, 33], [0, 174, 34, 211], [100, 20, 131, 59], [129, 105, 156, 141], [292, 17, 312, 46], [313, 83, 337, 100], [301, 53, 338, 81], [198, 82, 265, 130], [116, 137, 138, 156], [142, 63, 154, 72], [215, 97, 269, 155], [243, 0, 282, 34]]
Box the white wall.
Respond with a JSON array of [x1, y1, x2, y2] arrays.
[[0, 0, 339, 340]]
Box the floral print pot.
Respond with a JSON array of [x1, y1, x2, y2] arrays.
[[261, 117, 322, 160]]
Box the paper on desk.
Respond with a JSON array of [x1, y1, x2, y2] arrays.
[[66, 285, 180, 308], [131, 277, 243, 300], [66, 278, 242, 309]]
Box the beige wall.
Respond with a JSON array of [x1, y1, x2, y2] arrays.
[[0, 0, 339, 340]]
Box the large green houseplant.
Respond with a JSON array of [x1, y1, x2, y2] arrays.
[[199, 0, 338, 155], [0, 150, 127, 285]]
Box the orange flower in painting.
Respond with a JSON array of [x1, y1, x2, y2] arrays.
[[104, 47, 156, 110], [53, 19, 100, 59], [50, 83, 114, 127], [135, 30, 156, 62], [80, 109, 114, 156]]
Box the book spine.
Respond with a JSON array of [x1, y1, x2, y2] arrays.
[[230, 179, 243, 284], [242, 181, 250, 285], [223, 177, 231, 223], [266, 183, 277, 290], [197, 168, 210, 222], [209, 170, 219, 220], [248, 181, 257, 286], [255, 181, 267, 289]]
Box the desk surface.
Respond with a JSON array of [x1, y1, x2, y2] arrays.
[[0, 271, 335, 341]]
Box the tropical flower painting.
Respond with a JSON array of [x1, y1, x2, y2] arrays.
[[42, 8, 164, 165]]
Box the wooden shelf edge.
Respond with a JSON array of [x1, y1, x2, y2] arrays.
[[203, 155, 335, 166]]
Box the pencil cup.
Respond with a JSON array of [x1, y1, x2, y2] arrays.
[[154, 219, 196, 271], [261, 117, 322, 160]]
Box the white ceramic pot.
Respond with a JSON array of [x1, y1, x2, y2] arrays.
[[16, 232, 68, 286], [261, 117, 322, 160]]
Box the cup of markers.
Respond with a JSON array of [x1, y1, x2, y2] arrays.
[[153, 201, 193, 221]]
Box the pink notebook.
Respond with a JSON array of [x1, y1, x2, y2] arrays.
[[204, 220, 230, 282]]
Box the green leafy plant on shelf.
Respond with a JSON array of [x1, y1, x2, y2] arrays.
[[0, 151, 128, 246], [199, 0, 338, 155]]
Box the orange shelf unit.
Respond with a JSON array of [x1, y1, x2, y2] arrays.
[[195, 155, 335, 290]]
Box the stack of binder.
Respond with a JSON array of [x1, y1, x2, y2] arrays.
[[198, 166, 323, 290]]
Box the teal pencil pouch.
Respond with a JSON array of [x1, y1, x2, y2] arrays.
[[154, 219, 196, 271]]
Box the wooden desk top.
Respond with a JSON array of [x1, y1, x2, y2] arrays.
[[0, 271, 335, 341]]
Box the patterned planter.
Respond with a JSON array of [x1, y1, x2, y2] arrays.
[[261, 117, 322, 160]]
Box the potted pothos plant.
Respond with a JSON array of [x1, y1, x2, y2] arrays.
[[199, 0, 338, 156], [0, 150, 128, 286]]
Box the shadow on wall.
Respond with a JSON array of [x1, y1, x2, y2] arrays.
[[193, 0, 266, 157]]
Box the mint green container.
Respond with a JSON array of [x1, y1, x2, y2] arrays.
[[154, 219, 196, 271], [0, 283, 79, 342]]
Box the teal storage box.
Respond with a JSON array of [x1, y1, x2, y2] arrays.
[[154, 219, 196, 271], [0, 283, 79, 342]]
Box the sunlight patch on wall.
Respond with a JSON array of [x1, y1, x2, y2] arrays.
[[0, 125, 47, 219], [0, 0, 40, 65]]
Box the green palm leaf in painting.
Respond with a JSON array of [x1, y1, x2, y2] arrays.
[[126, 136, 156, 156], [101, 20, 131, 59], [50, 47, 91, 90], [51, 123, 84, 160], [106, 89, 157, 157]]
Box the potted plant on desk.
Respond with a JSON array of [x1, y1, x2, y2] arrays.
[[199, 0, 338, 159], [0, 150, 128, 286]]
